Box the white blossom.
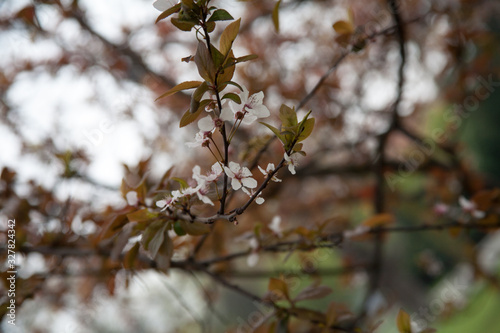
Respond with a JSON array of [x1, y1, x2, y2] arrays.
[[198, 109, 232, 132], [284, 152, 299, 175], [247, 237, 260, 267], [241, 187, 265, 205], [223, 86, 270, 125], [186, 131, 212, 148], [269, 216, 282, 237], [459, 196, 485, 219], [224, 161, 257, 191], [190, 164, 224, 206], [258, 163, 282, 182]]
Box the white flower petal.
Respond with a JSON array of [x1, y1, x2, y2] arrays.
[[240, 166, 253, 178], [198, 116, 214, 131], [241, 177, 257, 189], [248, 91, 264, 106], [231, 178, 242, 190], [229, 161, 241, 173], [220, 107, 234, 121], [126, 191, 139, 206], [241, 114, 258, 125], [255, 197, 265, 205], [198, 193, 214, 206], [211, 163, 223, 177], [156, 199, 167, 208], [224, 166, 235, 178], [252, 104, 270, 118], [153, 0, 172, 11]]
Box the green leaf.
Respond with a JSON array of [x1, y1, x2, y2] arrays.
[[222, 92, 241, 104], [297, 118, 315, 142], [279, 104, 297, 128], [272, 0, 281, 33], [195, 42, 216, 83], [171, 17, 196, 31], [190, 81, 209, 113], [126, 209, 159, 223], [208, 9, 234, 22], [142, 221, 168, 258], [210, 44, 225, 69], [225, 81, 244, 91], [396, 308, 412, 333], [206, 21, 216, 33], [155, 81, 202, 101], [179, 220, 211, 235], [235, 54, 258, 63], [180, 99, 211, 127], [260, 122, 285, 144], [155, 3, 181, 24], [219, 18, 241, 56], [173, 220, 187, 236]]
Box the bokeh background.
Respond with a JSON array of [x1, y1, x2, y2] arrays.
[[1, 0, 500, 332]]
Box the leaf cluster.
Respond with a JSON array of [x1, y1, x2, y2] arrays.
[[260, 104, 315, 153]]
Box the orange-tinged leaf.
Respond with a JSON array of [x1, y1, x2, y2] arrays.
[[333, 20, 354, 35], [294, 285, 332, 302], [396, 308, 412, 333], [180, 99, 211, 127], [220, 18, 241, 56], [362, 213, 395, 228], [268, 277, 290, 301], [236, 54, 258, 63], [155, 3, 181, 24], [155, 81, 202, 101], [195, 42, 216, 83], [472, 189, 500, 211]]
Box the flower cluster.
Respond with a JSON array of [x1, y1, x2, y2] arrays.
[[433, 196, 486, 222], [156, 162, 223, 211]]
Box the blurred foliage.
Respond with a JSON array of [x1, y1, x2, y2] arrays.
[[1, 0, 500, 332]]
